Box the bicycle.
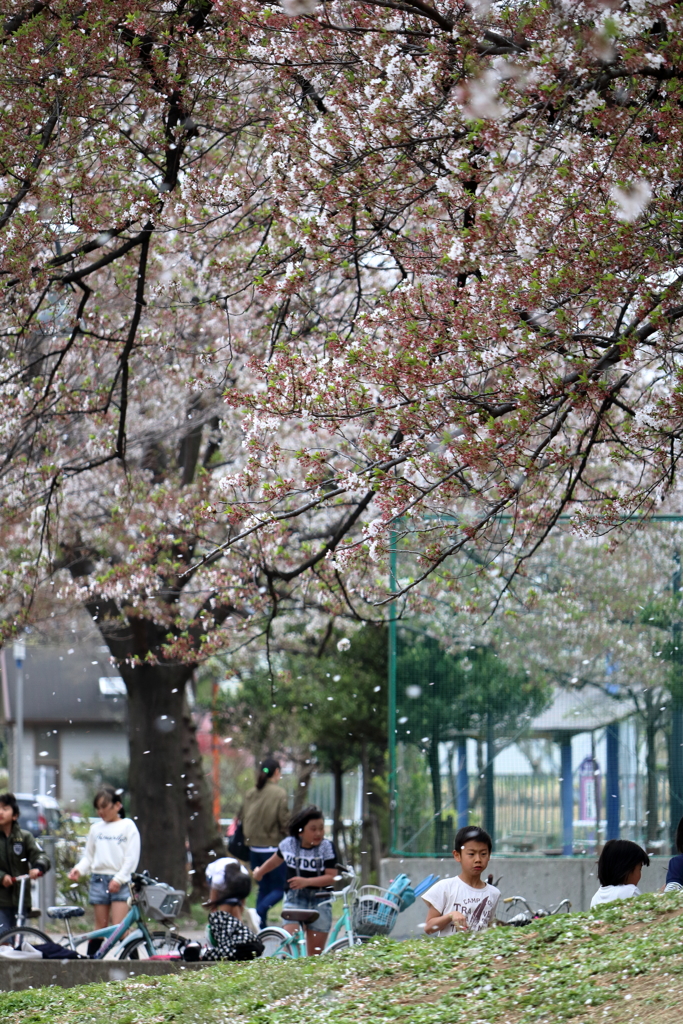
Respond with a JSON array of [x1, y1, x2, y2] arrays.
[[56, 871, 190, 959], [0, 874, 52, 949], [1, 871, 189, 959], [258, 869, 368, 957], [501, 895, 572, 926]]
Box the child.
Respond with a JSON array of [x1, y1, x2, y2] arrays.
[[68, 785, 140, 941], [423, 826, 500, 935], [205, 855, 260, 932], [202, 863, 264, 961], [0, 792, 51, 935], [252, 805, 337, 955], [590, 839, 649, 908], [664, 816, 683, 892]]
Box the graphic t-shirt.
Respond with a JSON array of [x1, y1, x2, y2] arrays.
[[275, 836, 337, 895], [422, 876, 500, 934], [590, 883, 640, 908]]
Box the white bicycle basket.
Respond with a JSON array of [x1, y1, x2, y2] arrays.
[[139, 882, 186, 921], [351, 885, 401, 937]]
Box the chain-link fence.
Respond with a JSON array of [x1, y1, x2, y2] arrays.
[[388, 518, 683, 857]]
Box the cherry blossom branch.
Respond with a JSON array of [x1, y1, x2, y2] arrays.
[[0, 97, 60, 231]]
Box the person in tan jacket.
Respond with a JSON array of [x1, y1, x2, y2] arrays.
[[239, 758, 289, 927]]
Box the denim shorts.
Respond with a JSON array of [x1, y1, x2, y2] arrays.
[[89, 874, 131, 905], [282, 889, 332, 932]]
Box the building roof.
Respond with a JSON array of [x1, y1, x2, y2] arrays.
[[530, 684, 635, 737], [1, 641, 127, 726]]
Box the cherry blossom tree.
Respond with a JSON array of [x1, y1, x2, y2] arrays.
[[2, 0, 683, 880]]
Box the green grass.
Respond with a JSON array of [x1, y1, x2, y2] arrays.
[[2, 892, 682, 1024]]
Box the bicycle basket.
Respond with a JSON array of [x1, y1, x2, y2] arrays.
[[139, 882, 186, 921], [350, 886, 401, 937]]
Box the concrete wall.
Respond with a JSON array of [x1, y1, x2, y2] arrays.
[[60, 725, 129, 805], [380, 854, 671, 939]]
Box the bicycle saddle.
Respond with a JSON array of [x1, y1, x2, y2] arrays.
[[281, 909, 320, 924], [47, 906, 85, 919]]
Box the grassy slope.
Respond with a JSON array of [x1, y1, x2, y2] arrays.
[[2, 892, 682, 1024]]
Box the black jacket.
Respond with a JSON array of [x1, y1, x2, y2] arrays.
[[0, 824, 51, 909]]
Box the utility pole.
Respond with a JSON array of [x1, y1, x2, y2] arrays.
[[13, 640, 25, 793], [671, 552, 683, 851]]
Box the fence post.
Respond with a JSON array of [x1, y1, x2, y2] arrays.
[[606, 724, 620, 841], [485, 711, 495, 845], [560, 735, 573, 855], [457, 739, 469, 829]]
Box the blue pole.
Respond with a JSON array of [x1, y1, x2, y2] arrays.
[[457, 740, 469, 829], [561, 735, 573, 856], [606, 723, 620, 840]]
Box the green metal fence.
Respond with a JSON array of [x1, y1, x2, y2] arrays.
[[388, 518, 683, 856]]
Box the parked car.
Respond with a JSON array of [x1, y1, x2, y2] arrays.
[[14, 793, 63, 836]]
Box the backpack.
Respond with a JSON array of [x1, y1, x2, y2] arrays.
[[386, 873, 416, 911]]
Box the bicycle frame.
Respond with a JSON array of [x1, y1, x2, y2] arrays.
[[14, 876, 33, 930], [68, 902, 157, 958], [267, 882, 359, 958], [325, 898, 357, 948]]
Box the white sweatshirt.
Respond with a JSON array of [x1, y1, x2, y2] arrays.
[[74, 818, 141, 885]]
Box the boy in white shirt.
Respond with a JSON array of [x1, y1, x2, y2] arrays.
[[423, 826, 500, 935]]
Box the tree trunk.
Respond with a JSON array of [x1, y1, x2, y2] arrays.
[[79, 593, 222, 896], [446, 742, 457, 810], [292, 761, 314, 814], [121, 662, 193, 889], [369, 812, 382, 879], [646, 714, 659, 843], [331, 762, 347, 864], [428, 730, 443, 852], [181, 695, 225, 898]]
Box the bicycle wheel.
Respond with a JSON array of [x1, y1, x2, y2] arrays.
[[323, 935, 366, 954], [119, 931, 188, 960], [0, 925, 52, 950], [257, 926, 293, 958]]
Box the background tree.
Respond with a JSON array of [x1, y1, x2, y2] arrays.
[[396, 634, 550, 847], [2, 1, 683, 877], [218, 625, 387, 877]]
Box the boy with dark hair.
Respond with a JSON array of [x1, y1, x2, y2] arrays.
[[423, 826, 500, 935], [0, 792, 51, 934], [590, 839, 650, 908]]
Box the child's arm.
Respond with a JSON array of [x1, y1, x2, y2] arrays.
[[424, 904, 468, 934], [288, 867, 337, 890], [69, 825, 95, 880], [25, 832, 50, 878], [252, 852, 283, 882]]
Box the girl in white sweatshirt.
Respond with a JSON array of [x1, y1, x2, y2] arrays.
[[69, 785, 140, 930]]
